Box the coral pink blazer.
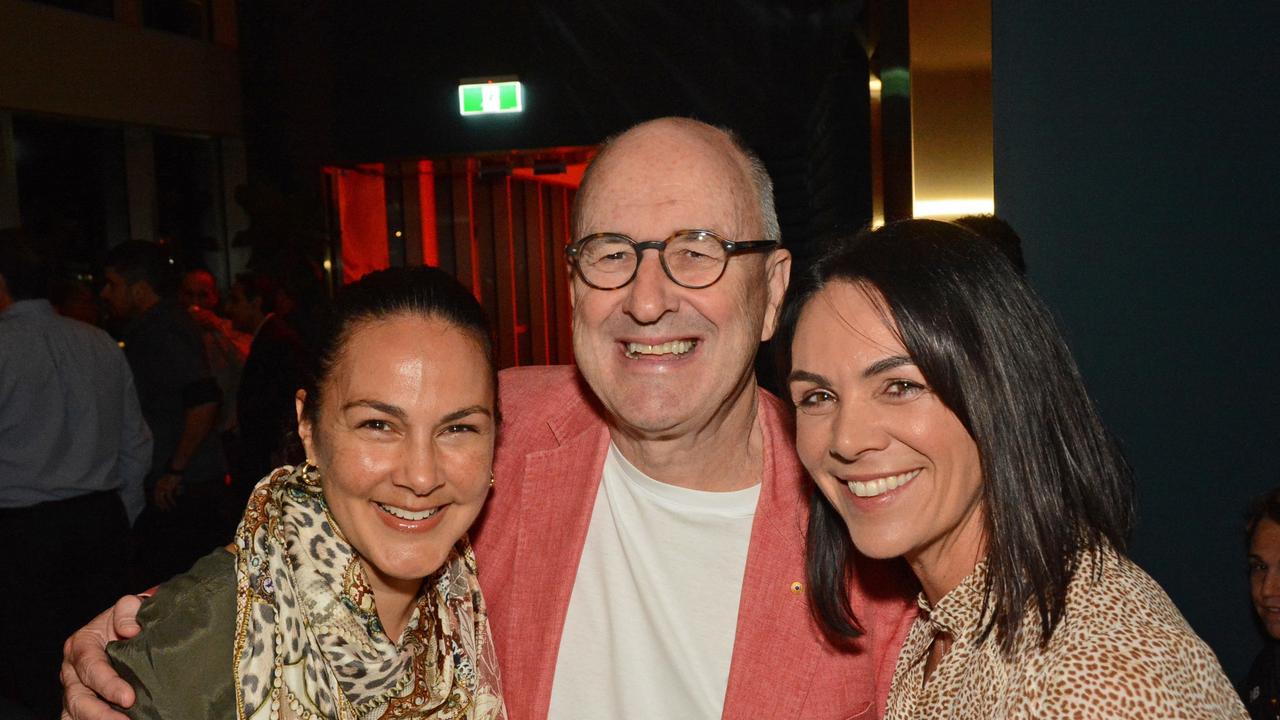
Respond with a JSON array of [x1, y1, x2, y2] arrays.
[[472, 366, 915, 720]]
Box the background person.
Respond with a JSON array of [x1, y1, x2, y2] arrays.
[[782, 219, 1245, 717], [0, 231, 151, 718], [178, 268, 220, 313], [101, 240, 229, 587], [224, 269, 308, 505], [180, 268, 253, 362], [1243, 487, 1280, 719], [180, 268, 250, 450], [105, 266, 505, 719], [51, 274, 104, 326]]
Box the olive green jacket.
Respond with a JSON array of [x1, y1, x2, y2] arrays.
[[107, 548, 238, 719]]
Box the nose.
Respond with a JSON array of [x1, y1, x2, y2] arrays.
[[827, 398, 889, 464], [620, 247, 679, 324], [399, 436, 444, 496], [1264, 568, 1280, 597]]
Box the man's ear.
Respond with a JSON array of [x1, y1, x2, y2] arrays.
[[295, 389, 316, 459], [567, 262, 580, 310], [759, 248, 793, 342]]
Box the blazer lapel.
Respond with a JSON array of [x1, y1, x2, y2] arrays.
[[504, 410, 611, 719], [722, 391, 826, 719]]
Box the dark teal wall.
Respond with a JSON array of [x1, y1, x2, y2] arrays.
[[992, 0, 1280, 680]]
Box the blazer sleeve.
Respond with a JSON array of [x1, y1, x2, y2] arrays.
[[107, 548, 239, 719]]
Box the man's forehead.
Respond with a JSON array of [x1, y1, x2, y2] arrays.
[[578, 155, 754, 238]]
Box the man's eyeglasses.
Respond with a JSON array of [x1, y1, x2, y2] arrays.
[[565, 229, 779, 290]]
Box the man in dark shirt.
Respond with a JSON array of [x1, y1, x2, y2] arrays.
[[223, 270, 307, 500], [101, 241, 229, 588]]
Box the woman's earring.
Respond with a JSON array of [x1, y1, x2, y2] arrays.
[[488, 472, 495, 488], [300, 459, 321, 487]]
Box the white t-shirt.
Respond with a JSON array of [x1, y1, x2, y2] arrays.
[[545, 442, 760, 720]]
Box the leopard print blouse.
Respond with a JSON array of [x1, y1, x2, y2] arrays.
[[885, 548, 1248, 719]]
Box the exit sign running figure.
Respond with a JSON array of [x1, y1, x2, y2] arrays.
[[458, 80, 523, 116]]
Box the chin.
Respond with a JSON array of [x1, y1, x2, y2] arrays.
[[602, 388, 688, 430], [618, 407, 687, 434], [844, 523, 909, 561], [373, 542, 453, 581]]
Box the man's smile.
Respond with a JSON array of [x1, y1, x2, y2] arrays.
[[623, 339, 698, 359]]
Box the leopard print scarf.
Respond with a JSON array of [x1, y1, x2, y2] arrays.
[[232, 466, 506, 720]]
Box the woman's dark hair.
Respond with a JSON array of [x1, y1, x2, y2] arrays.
[[776, 219, 1134, 655], [1246, 487, 1280, 542], [300, 266, 495, 424]]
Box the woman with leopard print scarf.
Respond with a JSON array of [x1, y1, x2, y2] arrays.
[[107, 266, 506, 720]]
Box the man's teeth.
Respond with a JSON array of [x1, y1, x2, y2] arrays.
[[847, 469, 921, 498], [377, 502, 440, 521], [625, 340, 696, 359]]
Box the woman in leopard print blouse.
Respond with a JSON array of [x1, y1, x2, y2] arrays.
[[781, 219, 1246, 718]]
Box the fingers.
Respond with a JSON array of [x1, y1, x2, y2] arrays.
[[68, 604, 135, 703], [110, 594, 144, 638], [61, 629, 133, 720], [111, 591, 144, 635], [62, 656, 131, 720], [80, 651, 135, 709]]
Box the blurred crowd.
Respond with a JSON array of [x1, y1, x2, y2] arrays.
[[0, 230, 325, 716]]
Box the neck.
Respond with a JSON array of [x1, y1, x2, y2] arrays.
[[359, 559, 421, 641], [608, 377, 764, 492], [907, 508, 987, 606]]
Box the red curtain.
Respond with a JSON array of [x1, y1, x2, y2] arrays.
[[328, 156, 587, 368], [335, 164, 388, 284], [417, 160, 440, 267]]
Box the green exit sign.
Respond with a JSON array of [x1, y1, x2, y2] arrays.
[[458, 80, 523, 116]]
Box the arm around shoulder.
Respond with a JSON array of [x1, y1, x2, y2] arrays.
[[106, 549, 238, 719]]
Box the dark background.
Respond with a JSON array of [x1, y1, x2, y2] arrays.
[[993, 0, 1280, 678], [238, 0, 874, 252]]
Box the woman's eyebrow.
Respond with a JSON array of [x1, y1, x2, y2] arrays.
[[342, 399, 408, 421], [440, 405, 492, 423], [786, 369, 831, 387], [863, 355, 915, 379]]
